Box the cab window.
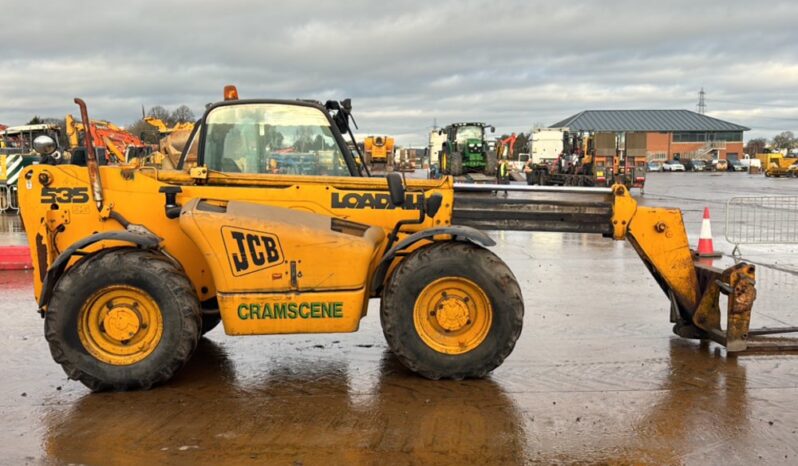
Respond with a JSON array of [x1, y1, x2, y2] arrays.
[[203, 103, 351, 176]]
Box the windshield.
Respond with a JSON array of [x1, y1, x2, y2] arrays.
[[203, 103, 351, 176], [455, 126, 483, 143]]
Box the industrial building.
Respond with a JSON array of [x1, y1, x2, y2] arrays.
[[551, 110, 749, 162]]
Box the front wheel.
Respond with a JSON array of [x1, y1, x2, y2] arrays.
[[484, 151, 498, 176], [45, 249, 201, 391], [380, 242, 524, 379]]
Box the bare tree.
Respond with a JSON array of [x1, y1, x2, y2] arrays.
[[772, 131, 796, 152], [147, 106, 171, 123], [170, 105, 195, 124], [128, 118, 160, 144], [744, 138, 767, 156]]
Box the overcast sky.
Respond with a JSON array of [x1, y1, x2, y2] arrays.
[[1, 0, 796, 145]]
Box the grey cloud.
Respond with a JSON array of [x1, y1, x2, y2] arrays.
[[1, 0, 796, 144]]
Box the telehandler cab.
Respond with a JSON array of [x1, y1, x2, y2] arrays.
[[19, 87, 793, 391]]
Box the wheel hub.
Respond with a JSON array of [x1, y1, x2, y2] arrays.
[[102, 305, 142, 341], [436, 297, 470, 332], [413, 277, 493, 355], [78, 285, 163, 366]]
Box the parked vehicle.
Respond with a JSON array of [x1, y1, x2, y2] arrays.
[[727, 159, 745, 172], [741, 154, 762, 173], [683, 159, 707, 171], [647, 161, 663, 172], [711, 159, 728, 171], [691, 159, 707, 171], [663, 160, 685, 172]]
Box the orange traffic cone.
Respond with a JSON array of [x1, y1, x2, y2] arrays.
[[697, 207, 722, 258]]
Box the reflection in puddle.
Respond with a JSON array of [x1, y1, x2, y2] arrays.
[[42, 339, 527, 464]]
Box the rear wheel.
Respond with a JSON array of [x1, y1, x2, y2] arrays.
[[45, 249, 201, 391], [380, 242, 524, 379]]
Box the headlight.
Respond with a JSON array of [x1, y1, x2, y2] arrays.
[[33, 135, 57, 156]]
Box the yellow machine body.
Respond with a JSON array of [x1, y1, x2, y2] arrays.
[[18, 164, 453, 336], [16, 94, 763, 354], [179, 198, 386, 334]]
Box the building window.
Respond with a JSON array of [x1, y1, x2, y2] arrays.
[[711, 131, 743, 142], [673, 132, 706, 143], [673, 131, 742, 143]]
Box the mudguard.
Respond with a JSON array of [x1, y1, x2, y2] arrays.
[[370, 225, 495, 293], [38, 231, 161, 309]]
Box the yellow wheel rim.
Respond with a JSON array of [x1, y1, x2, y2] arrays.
[[78, 285, 163, 366], [413, 277, 493, 355]]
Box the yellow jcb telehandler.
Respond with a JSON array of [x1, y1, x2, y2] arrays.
[[17, 87, 791, 391]]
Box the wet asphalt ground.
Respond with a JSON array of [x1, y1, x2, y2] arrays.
[[2, 172, 798, 465]]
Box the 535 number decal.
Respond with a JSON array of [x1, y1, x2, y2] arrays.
[[40, 187, 90, 204]]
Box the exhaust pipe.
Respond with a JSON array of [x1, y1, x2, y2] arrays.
[[74, 98, 104, 211]]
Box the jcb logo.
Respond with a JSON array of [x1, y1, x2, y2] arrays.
[[222, 226, 284, 276]]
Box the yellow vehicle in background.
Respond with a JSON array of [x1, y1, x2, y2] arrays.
[[143, 117, 195, 168], [65, 114, 147, 164], [363, 135, 395, 171], [17, 87, 783, 392], [756, 152, 794, 177]]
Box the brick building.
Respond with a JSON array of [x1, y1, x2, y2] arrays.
[[551, 110, 749, 162]]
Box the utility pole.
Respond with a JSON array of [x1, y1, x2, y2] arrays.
[[697, 88, 706, 115]]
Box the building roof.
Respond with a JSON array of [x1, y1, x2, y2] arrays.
[[550, 110, 749, 132]]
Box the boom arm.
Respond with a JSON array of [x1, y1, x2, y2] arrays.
[[609, 184, 756, 351], [453, 183, 759, 351]]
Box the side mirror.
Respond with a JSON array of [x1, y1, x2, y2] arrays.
[[341, 98, 352, 112], [490, 126, 496, 133], [33, 135, 57, 156], [333, 111, 349, 134], [425, 193, 443, 218], [386, 173, 405, 206]]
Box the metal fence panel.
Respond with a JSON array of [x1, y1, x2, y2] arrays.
[[0, 186, 9, 213], [725, 196, 798, 254]]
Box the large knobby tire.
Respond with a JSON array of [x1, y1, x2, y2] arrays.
[[381, 242, 524, 379], [447, 151, 464, 176], [484, 150, 498, 176], [45, 248, 201, 391], [201, 313, 222, 335]]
